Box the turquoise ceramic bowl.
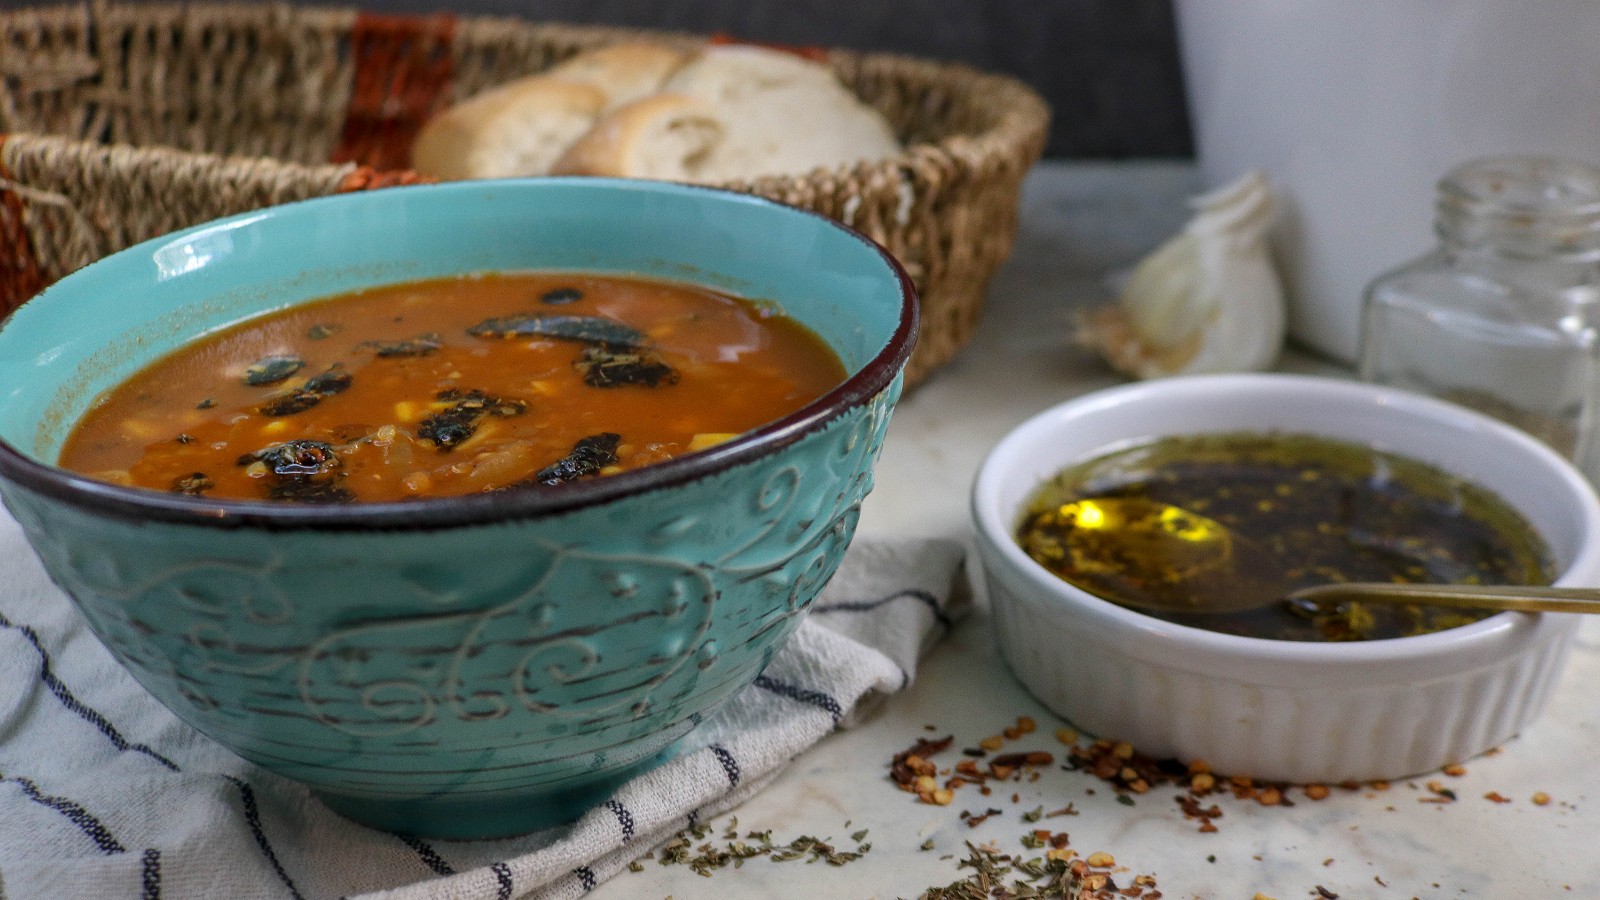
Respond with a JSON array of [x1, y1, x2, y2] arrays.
[[0, 179, 916, 838]]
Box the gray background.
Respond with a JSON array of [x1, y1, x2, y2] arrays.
[[299, 0, 1194, 158]]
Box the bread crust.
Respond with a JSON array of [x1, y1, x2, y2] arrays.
[[544, 41, 693, 111], [550, 93, 722, 180], [411, 77, 606, 179]]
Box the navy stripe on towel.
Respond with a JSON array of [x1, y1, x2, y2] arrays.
[[0, 612, 180, 772], [141, 848, 161, 900], [491, 862, 514, 900], [574, 865, 597, 892], [812, 588, 951, 629], [605, 799, 635, 841], [753, 674, 843, 723], [225, 776, 303, 900], [709, 744, 741, 788], [398, 834, 454, 876], [2, 772, 125, 854]]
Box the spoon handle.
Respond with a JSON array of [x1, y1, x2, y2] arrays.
[[1290, 583, 1600, 614]]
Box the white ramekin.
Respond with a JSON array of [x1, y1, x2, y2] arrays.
[[971, 374, 1600, 783]]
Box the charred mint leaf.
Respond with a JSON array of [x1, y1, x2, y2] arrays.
[[238, 440, 343, 477], [196, 398, 216, 410], [306, 323, 341, 340], [467, 313, 645, 348], [258, 367, 353, 417], [533, 432, 622, 485], [360, 332, 443, 358], [238, 440, 352, 503], [574, 345, 679, 388], [259, 391, 320, 417], [417, 389, 528, 451], [303, 368, 353, 396], [243, 355, 305, 386], [540, 287, 583, 305], [171, 472, 213, 496]]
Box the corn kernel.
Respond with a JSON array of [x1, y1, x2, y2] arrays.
[[687, 432, 739, 452]]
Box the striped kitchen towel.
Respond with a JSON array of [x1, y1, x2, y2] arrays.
[[0, 502, 967, 900]]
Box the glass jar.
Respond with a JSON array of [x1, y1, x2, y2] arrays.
[[1358, 155, 1600, 480]]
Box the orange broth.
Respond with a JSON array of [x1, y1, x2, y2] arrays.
[[58, 272, 848, 503]]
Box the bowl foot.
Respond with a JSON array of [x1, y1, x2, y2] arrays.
[[314, 743, 681, 840]]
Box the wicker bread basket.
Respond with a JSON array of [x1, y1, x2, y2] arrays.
[[0, 2, 1048, 386]]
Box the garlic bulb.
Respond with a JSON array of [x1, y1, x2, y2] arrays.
[[1076, 171, 1285, 379]]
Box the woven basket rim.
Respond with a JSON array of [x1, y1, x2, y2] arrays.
[[0, 11, 1050, 188]]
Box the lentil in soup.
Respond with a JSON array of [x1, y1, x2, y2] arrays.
[[59, 272, 847, 503]]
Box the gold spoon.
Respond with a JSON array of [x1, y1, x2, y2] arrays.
[[1043, 497, 1600, 615]]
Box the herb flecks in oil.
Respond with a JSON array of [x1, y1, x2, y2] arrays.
[[1015, 432, 1552, 641]]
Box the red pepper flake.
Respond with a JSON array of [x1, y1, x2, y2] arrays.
[[1420, 781, 1457, 803], [1484, 791, 1512, 804], [960, 807, 1003, 828]]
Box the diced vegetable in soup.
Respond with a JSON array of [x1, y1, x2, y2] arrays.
[[59, 273, 847, 503]]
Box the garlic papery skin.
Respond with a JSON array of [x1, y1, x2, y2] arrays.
[[1077, 170, 1285, 379]]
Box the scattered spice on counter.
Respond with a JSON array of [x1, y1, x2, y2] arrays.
[[961, 808, 1003, 828], [917, 841, 1162, 900], [886, 717, 1535, 843], [642, 816, 872, 878], [892, 734, 957, 805], [1420, 781, 1458, 804], [889, 719, 1547, 899]]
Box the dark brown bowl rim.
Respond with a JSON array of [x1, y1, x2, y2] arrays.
[[0, 181, 920, 532]]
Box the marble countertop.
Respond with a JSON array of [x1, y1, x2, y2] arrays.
[[590, 161, 1597, 898]]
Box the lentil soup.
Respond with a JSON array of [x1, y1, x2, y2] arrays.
[[58, 272, 847, 503]]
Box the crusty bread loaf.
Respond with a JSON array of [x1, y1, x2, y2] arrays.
[[554, 44, 902, 183], [542, 41, 692, 111], [411, 77, 606, 180], [411, 42, 690, 179], [414, 41, 901, 183]]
